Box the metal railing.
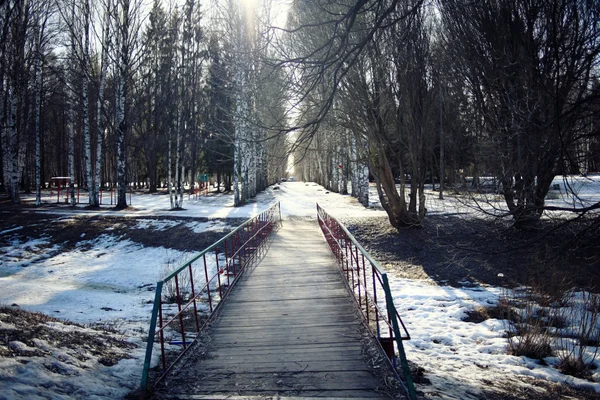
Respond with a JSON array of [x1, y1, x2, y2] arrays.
[[140, 202, 281, 391], [317, 204, 417, 400]]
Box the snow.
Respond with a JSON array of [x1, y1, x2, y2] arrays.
[[389, 278, 600, 399], [0, 333, 145, 400], [24, 180, 387, 220], [1, 178, 599, 399]]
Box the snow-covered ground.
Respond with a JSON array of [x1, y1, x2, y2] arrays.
[[390, 280, 600, 399], [1, 176, 599, 399]]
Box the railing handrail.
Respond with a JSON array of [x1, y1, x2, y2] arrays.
[[317, 205, 387, 276], [162, 207, 276, 282], [316, 203, 417, 400], [316, 205, 410, 339], [140, 202, 281, 393]]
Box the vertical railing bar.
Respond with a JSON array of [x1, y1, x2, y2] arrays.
[[350, 243, 356, 295], [253, 219, 257, 258], [227, 235, 235, 284], [174, 275, 187, 350], [356, 243, 362, 311], [203, 254, 213, 313], [215, 248, 223, 298], [158, 301, 166, 371], [344, 233, 350, 280], [231, 233, 237, 276], [362, 253, 369, 324], [223, 239, 229, 275], [236, 230, 241, 275], [188, 264, 200, 332], [141, 281, 163, 390], [373, 265, 380, 338]]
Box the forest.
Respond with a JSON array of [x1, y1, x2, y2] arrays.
[[1, 0, 599, 229]]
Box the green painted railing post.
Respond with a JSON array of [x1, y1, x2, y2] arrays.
[[140, 280, 164, 392], [382, 273, 417, 400]]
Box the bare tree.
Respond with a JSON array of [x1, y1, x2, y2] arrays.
[[33, 2, 55, 205], [439, 0, 600, 229], [1, 0, 30, 204], [284, 0, 431, 228], [94, 0, 112, 205]]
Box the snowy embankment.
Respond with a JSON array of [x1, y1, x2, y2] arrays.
[[0, 177, 599, 399], [389, 280, 600, 399]]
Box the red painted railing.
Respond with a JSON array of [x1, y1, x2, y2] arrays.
[[317, 203, 417, 400], [140, 202, 281, 391]]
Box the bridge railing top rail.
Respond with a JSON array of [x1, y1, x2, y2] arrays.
[[140, 202, 281, 392], [316, 203, 416, 400]]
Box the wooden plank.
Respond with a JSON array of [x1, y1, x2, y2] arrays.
[[214, 320, 359, 336], [208, 334, 362, 348], [220, 302, 354, 313], [204, 342, 362, 356], [201, 351, 366, 365], [235, 277, 345, 287], [224, 291, 350, 303], [214, 316, 360, 329], [166, 371, 383, 392], [214, 315, 360, 326], [159, 393, 386, 400], [198, 360, 370, 373], [241, 278, 344, 285]]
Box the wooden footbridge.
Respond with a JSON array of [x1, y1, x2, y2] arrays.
[[141, 203, 415, 399]]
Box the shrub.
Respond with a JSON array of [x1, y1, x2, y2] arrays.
[[160, 252, 192, 303], [553, 290, 600, 379], [501, 287, 554, 359]]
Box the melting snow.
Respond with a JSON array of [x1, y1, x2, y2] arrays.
[[0, 177, 598, 399]]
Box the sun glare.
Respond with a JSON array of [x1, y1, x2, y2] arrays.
[[238, 0, 290, 28]]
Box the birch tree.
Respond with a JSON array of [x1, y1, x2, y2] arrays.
[[81, 0, 93, 206], [66, 0, 77, 205], [33, 2, 53, 205], [94, 0, 112, 205], [229, 0, 252, 206], [1, 0, 30, 204]]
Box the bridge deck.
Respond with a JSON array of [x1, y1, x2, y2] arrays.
[[156, 220, 393, 399]]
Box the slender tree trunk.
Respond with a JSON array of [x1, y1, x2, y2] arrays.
[[4, 0, 28, 204], [6, 85, 19, 203], [233, 140, 240, 205], [115, 72, 127, 209], [115, 0, 130, 210], [82, 0, 94, 206], [371, 145, 421, 228], [168, 126, 174, 209], [351, 135, 358, 197], [95, 4, 110, 205], [34, 35, 42, 205], [359, 158, 369, 207], [439, 83, 444, 200], [67, 1, 77, 206], [174, 109, 183, 209], [68, 93, 75, 205]]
